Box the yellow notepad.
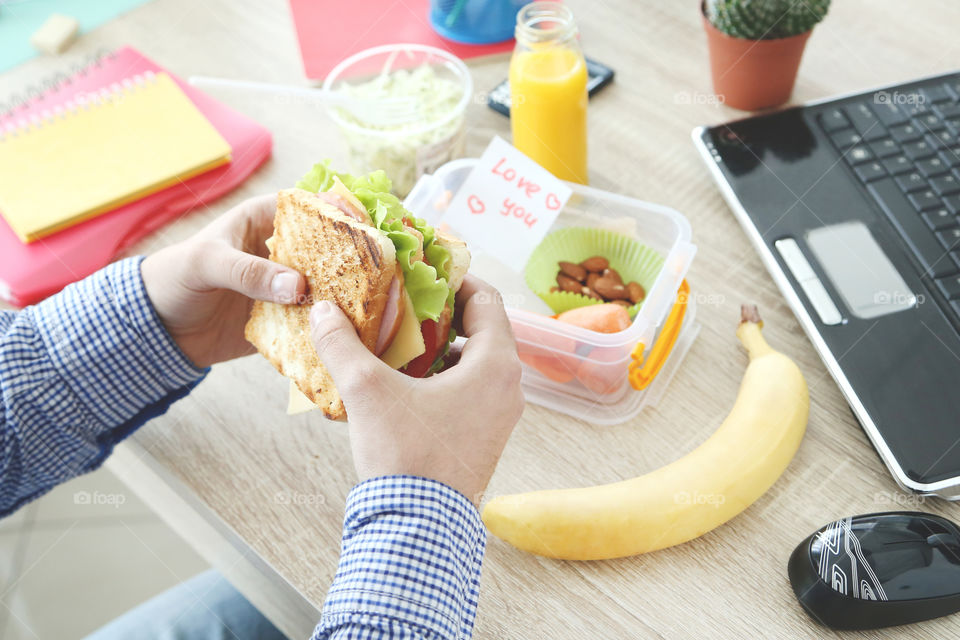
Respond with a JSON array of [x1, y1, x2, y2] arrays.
[[0, 72, 231, 243]]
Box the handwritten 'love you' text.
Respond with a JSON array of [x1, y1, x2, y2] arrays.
[[491, 157, 565, 214], [465, 157, 565, 228], [441, 136, 572, 272]]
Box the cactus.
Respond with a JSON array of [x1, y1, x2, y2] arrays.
[[705, 0, 830, 40]]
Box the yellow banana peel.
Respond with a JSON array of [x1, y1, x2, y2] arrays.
[[482, 304, 809, 560]]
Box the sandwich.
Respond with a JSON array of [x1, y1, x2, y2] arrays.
[[244, 162, 470, 419]]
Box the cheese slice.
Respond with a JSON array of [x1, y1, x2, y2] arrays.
[[381, 291, 425, 369], [287, 380, 320, 415], [328, 176, 367, 217], [285, 291, 425, 414]]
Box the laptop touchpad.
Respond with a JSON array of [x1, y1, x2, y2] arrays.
[[806, 222, 916, 319]]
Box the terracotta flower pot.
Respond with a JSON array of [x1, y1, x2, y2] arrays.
[[702, 10, 812, 111]]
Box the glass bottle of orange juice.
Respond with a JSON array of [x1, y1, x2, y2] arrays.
[[509, 2, 588, 184]]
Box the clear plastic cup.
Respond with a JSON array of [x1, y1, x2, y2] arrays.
[[323, 44, 472, 196]]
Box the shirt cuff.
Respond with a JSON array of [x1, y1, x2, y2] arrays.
[[315, 475, 487, 640], [32, 256, 206, 434]]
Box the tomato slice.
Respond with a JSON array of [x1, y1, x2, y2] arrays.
[[402, 306, 451, 378]]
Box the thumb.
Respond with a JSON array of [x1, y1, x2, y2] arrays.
[[203, 244, 305, 304], [310, 302, 392, 391]]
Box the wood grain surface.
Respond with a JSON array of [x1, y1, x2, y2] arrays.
[[4, 0, 960, 637]]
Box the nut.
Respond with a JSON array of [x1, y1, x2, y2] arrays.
[[558, 261, 587, 282], [611, 299, 631, 307], [581, 286, 603, 300], [557, 274, 582, 293], [627, 281, 645, 304], [586, 272, 600, 288], [593, 276, 631, 301], [602, 267, 623, 284], [580, 256, 609, 273], [549, 286, 561, 293]]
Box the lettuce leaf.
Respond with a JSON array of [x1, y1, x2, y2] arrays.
[[425, 240, 454, 309], [426, 343, 451, 376], [296, 161, 451, 322], [294, 162, 337, 192], [404, 261, 451, 323]]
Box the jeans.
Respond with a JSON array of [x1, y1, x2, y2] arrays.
[[84, 569, 289, 640]]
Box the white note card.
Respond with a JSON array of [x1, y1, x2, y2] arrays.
[[442, 136, 572, 272]]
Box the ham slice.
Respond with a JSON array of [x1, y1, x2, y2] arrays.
[[374, 274, 405, 356], [316, 191, 370, 225]]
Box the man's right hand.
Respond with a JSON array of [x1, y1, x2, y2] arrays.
[[309, 275, 524, 506]]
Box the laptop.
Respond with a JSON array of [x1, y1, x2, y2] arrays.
[[693, 71, 960, 500]]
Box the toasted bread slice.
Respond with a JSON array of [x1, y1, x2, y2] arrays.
[[437, 231, 470, 293], [245, 188, 396, 420]]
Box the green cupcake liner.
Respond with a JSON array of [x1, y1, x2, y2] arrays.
[[525, 227, 665, 316]]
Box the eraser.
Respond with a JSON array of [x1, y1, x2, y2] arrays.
[[30, 14, 80, 55]]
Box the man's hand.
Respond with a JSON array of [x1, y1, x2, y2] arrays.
[[310, 275, 524, 505], [142, 195, 305, 368]]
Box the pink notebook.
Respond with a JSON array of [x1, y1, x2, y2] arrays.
[[288, 0, 515, 79], [0, 46, 272, 307]]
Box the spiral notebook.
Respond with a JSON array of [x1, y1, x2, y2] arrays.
[[0, 71, 232, 243], [0, 46, 273, 306]]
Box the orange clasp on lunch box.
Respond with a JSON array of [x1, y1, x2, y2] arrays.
[[628, 279, 690, 391]]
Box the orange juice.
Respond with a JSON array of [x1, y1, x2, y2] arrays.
[[510, 3, 588, 184]]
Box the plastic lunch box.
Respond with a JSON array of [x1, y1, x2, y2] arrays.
[[404, 159, 699, 425]]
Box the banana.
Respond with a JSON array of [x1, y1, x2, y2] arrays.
[[482, 305, 809, 560]]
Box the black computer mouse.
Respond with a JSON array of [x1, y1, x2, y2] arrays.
[[788, 511, 960, 630]]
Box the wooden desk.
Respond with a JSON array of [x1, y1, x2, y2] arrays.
[[5, 0, 960, 637]]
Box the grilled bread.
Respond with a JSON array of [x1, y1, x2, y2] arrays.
[[245, 188, 396, 419], [437, 231, 470, 293]]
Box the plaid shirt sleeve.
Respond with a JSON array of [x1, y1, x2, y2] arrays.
[[313, 475, 487, 640], [0, 256, 206, 516]]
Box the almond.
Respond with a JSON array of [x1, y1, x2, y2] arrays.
[[593, 276, 630, 301], [586, 272, 600, 288], [627, 281, 646, 304], [611, 299, 631, 307], [581, 286, 603, 300], [580, 256, 609, 273], [558, 261, 587, 282], [557, 273, 582, 293], [549, 286, 561, 293], [602, 267, 623, 284]]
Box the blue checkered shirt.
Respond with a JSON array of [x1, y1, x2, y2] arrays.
[[0, 257, 487, 639]]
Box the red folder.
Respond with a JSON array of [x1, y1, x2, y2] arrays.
[[0, 46, 273, 307], [288, 0, 515, 80]]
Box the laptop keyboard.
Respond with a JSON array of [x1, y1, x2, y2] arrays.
[[817, 79, 960, 315]]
